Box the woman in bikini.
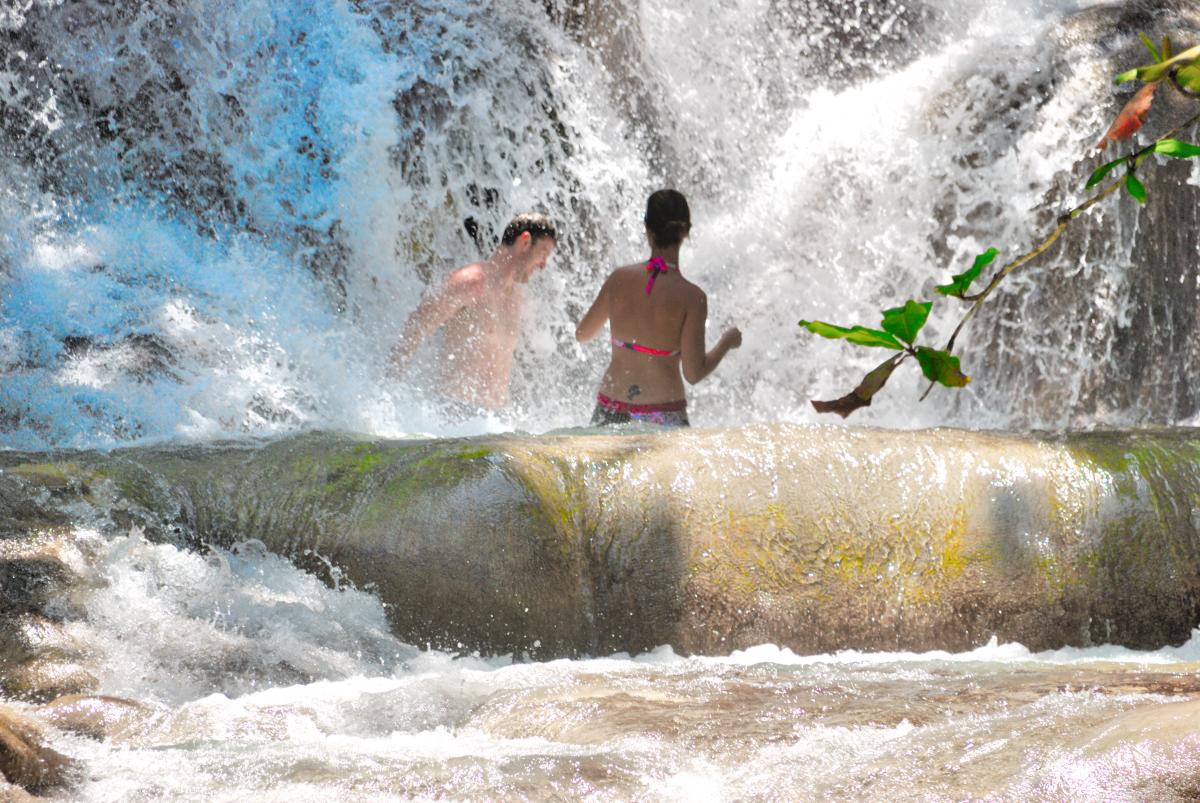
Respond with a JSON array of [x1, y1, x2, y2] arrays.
[[575, 189, 742, 427]]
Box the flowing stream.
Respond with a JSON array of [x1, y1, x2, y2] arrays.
[[3, 0, 1200, 799], [14, 526, 1200, 801]]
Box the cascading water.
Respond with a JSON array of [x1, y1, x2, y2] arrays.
[[4, 0, 1198, 449], [8, 522, 1200, 801], [4, 0, 1200, 799]]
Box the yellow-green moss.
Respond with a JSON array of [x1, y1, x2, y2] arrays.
[[8, 462, 76, 487], [502, 453, 585, 557]]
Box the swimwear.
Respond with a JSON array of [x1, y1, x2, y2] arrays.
[[645, 255, 672, 294], [610, 337, 680, 357], [590, 393, 689, 427], [611, 257, 681, 357]]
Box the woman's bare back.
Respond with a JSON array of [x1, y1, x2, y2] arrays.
[[575, 190, 741, 422], [592, 263, 703, 404]]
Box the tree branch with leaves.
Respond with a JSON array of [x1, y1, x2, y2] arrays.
[[800, 34, 1200, 418]]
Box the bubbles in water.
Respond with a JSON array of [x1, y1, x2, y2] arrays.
[[66, 527, 414, 703]]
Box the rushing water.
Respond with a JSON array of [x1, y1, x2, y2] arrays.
[[3, 0, 1199, 449], [6, 526, 1193, 801], [4, 0, 1200, 799]]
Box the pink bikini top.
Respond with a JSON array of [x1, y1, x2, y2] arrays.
[[611, 337, 680, 357], [644, 256, 671, 295], [610, 256, 681, 357]]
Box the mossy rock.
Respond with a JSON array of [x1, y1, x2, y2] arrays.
[[3, 426, 1200, 657]]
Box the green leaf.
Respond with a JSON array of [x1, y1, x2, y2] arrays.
[[935, 247, 999, 297], [1131, 45, 1200, 83], [914, 347, 970, 388], [880, 300, 932, 345], [799, 320, 904, 350], [1140, 33, 1162, 63], [1177, 64, 1200, 94], [1114, 67, 1139, 84], [1086, 157, 1126, 188], [1154, 139, 1200, 158], [1162, 35, 1173, 61], [1125, 172, 1147, 204], [811, 354, 904, 418]]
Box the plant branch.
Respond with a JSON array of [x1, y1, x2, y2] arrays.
[[917, 108, 1200, 403]]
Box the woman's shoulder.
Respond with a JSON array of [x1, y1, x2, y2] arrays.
[[602, 262, 647, 288], [608, 263, 706, 299], [610, 262, 644, 276]]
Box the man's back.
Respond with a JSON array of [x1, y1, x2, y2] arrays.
[[439, 265, 523, 408]]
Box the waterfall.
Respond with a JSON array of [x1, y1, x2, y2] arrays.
[[2, 0, 1199, 450]]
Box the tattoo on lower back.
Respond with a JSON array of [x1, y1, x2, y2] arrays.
[[628, 385, 641, 399]]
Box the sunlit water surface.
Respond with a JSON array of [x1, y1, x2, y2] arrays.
[[13, 528, 1194, 802]]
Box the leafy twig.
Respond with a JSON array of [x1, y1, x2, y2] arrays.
[[800, 36, 1200, 417]]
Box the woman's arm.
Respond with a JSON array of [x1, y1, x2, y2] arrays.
[[680, 292, 742, 384], [575, 273, 612, 343]]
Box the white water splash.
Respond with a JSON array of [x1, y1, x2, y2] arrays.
[[0, 0, 1190, 447]]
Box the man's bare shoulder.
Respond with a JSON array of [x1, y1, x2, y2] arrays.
[[445, 262, 488, 298], [448, 262, 487, 284]]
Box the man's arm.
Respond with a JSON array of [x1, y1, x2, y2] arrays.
[[387, 267, 485, 378], [575, 273, 613, 343]]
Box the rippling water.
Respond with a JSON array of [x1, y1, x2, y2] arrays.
[[10, 527, 1193, 801]]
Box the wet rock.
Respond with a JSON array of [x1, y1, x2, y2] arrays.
[[0, 615, 88, 672], [0, 474, 71, 536], [0, 534, 90, 624], [0, 780, 39, 802], [0, 556, 80, 619], [6, 427, 1196, 658], [0, 612, 98, 705], [2, 657, 98, 705], [37, 695, 151, 741], [60, 333, 183, 385], [947, 0, 1200, 427], [0, 705, 72, 795]]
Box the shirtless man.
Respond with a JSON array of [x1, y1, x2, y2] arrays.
[[387, 213, 557, 410]]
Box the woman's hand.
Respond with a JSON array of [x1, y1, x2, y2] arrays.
[[720, 327, 743, 351]]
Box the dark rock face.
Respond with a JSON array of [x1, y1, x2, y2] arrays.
[[0, 467, 99, 704], [948, 1, 1200, 427], [60, 334, 183, 385], [1, 2, 239, 222], [0, 0, 351, 286], [766, 0, 943, 86]]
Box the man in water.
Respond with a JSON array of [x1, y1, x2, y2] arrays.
[[387, 213, 557, 411]]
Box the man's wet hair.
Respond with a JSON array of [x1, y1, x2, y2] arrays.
[[501, 213, 557, 246]]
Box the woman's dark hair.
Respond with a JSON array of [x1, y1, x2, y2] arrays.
[[644, 189, 691, 247]]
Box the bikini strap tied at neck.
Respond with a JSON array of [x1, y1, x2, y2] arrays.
[[645, 256, 671, 295]]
